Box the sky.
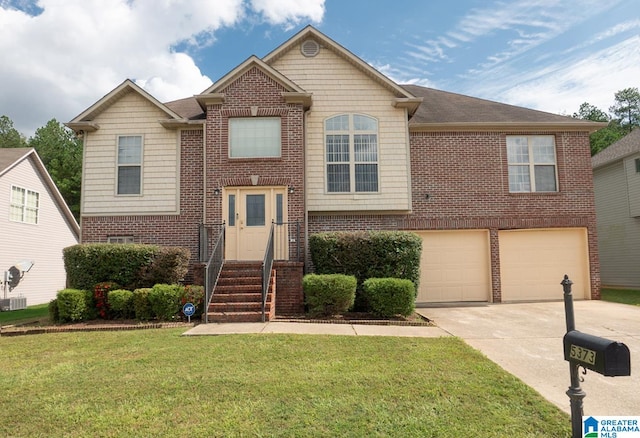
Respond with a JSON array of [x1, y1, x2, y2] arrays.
[[1, 0, 639, 137]]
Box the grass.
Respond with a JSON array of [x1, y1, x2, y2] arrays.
[[0, 303, 49, 325], [0, 330, 570, 437], [601, 288, 640, 306]]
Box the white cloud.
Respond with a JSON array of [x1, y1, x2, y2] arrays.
[[0, 0, 326, 136]]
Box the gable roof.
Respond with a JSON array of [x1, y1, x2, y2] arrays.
[[0, 148, 80, 238], [592, 128, 640, 169], [66, 79, 199, 131], [195, 55, 312, 110], [403, 84, 606, 132], [263, 25, 421, 112]]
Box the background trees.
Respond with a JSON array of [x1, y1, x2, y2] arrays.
[[0, 116, 82, 220]]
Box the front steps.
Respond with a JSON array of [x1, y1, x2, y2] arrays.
[[206, 261, 275, 323]]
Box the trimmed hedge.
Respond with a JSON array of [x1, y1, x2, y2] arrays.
[[133, 288, 154, 321], [56, 289, 90, 322], [182, 285, 205, 319], [63, 244, 190, 291], [303, 274, 357, 317], [148, 284, 184, 321], [48, 299, 59, 323], [362, 278, 415, 318], [108, 289, 134, 319]]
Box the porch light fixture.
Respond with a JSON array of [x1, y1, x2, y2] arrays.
[[213, 188, 221, 196], [288, 186, 295, 194]]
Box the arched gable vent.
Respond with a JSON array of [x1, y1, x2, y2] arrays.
[[301, 39, 320, 57]]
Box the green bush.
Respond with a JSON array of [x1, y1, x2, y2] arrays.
[[182, 285, 205, 319], [362, 278, 415, 318], [303, 274, 357, 317], [48, 299, 59, 323], [309, 231, 421, 311], [84, 289, 98, 320], [143, 247, 191, 285], [56, 289, 89, 322], [108, 289, 134, 319], [133, 288, 154, 321], [148, 284, 184, 321]]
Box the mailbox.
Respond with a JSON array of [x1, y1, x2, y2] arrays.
[[563, 330, 630, 377]]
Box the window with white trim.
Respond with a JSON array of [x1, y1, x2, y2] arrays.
[[117, 135, 142, 195], [107, 236, 135, 244], [325, 114, 379, 193], [9, 185, 39, 224], [507, 135, 558, 192], [229, 117, 281, 158]]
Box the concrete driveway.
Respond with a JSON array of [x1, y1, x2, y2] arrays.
[[416, 301, 640, 416]]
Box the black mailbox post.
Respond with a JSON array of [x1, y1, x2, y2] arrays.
[[563, 330, 630, 377]]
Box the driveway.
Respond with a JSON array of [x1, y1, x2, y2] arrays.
[[416, 301, 640, 416]]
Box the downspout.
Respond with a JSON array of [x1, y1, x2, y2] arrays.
[[202, 119, 207, 226], [303, 107, 310, 272]]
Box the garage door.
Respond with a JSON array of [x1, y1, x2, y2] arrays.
[[416, 230, 491, 303], [499, 228, 590, 301]]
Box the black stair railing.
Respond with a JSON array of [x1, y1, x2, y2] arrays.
[[261, 222, 275, 322], [204, 223, 225, 324]]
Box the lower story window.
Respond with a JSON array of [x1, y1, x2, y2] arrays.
[[107, 236, 135, 244]]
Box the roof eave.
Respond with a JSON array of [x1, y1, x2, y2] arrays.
[[65, 121, 100, 132], [159, 119, 205, 129], [409, 121, 607, 133]]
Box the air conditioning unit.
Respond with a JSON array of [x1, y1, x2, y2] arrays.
[[10, 296, 27, 311]]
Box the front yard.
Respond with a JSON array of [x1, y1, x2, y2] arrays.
[[0, 329, 570, 437]]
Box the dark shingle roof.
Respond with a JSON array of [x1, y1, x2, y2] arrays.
[[0, 148, 32, 174], [402, 84, 599, 128], [164, 97, 205, 120], [592, 128, 640, 169]]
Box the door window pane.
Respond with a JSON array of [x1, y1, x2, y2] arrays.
[[276, 194, 283, 224], [246, 194, 265, 226], [228, 194, 236, 226]]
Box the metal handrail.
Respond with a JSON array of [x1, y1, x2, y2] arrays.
[[261, 222, 275, 322], [204, 223, 225, 324]]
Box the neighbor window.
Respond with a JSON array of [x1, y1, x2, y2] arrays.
[[507, 135, 558, 192], [325, 114, 379, 193], [107, 236, 135, 244], [229, 117, 281, 158], [9, 185, 39, 224], [117, 135, 142, 195]]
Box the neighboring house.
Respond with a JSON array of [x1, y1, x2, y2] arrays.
[[0, 148, 80, 307], [591, 128, 640, 288], [67, 26, 602, 319]]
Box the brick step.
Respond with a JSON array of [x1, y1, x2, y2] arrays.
[[214, 284, 262, 294], [206, 311, 264, 323], [211, 292, 263, 303], [209, 301, 267, 312], [217, 276, 262, 286], [219, 270, 262, 279]]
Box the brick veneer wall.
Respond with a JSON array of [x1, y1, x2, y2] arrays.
[[308, 130, 600, 301], [274, 261, 304, 315]]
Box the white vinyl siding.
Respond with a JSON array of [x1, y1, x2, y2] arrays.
[[270, 46, 411, 212], [229, 117, 281, 158], [507, 136, 558, 192], [9, 185, 39, 224], [81, 91, 180, 215]]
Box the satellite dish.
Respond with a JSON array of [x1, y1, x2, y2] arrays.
[[3, 260, 34, 292], [8, 266, 21, 289]]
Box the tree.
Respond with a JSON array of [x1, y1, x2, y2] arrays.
[[28, 119, 83, 221], [609, 87, 640, 133], [0, 115, 27, 148], [572, 102, 610, 122], [572, 102, 624, 156]]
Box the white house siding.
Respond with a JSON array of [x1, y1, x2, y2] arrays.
[[624, 154, 640, 217], [269, 46, 412, 212], [0, 158, 78, 305], [82, 91, 180, 216], [594, 161, 640, 288]]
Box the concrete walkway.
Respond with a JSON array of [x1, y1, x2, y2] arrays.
[[416, 301, 640, 416]]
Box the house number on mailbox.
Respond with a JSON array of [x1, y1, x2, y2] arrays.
[[569, 344, 596, 366]]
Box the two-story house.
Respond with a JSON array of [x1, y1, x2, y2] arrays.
[[67, 26, 602, 321]]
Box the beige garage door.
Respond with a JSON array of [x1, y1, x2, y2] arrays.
[[499, 228, 590, 301], [416, 230, 491, 303]]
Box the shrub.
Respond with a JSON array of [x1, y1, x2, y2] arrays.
[[182, 285, 205, 319], [94, 282, 119, 319], [143, 247, 191, 286], [56, 289, 89, 322], [48, 299, 59, 323], [108, 289, 134, 319], [303, 274, 357, 317], [148, 284, 184, 321], [133, 288, 154, 321], [362, 278, 415, 318]]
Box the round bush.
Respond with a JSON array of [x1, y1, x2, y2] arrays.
[[303, 274, 357, 317], [56, 289, 89, 322], [108, 289, 134, 319], [148, 284, 184, 321], [362, 278, 415, 318], [133, 288, 154, 321]]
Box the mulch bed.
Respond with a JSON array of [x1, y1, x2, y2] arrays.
[[276, 312, 434, 327]]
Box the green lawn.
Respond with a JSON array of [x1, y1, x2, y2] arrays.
[[0, 303, 49, 325], [0, 329, 570, 437], [601, 288, 640, 306]]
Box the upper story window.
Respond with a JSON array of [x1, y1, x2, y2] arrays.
[[325, 114, 379, 193], [229, 117, 281, 158], [117, 135, 142, 195], [507, 135, 558, 193], [10, 185, 39, 224]]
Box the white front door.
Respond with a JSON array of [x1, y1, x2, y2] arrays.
[[223, 187, 287, 260]]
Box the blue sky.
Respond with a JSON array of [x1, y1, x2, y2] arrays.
[[1, 0, 638, 136]]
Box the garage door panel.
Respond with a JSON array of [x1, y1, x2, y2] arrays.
[[499, 228, 590, 301], [417, 230, 491, 303]]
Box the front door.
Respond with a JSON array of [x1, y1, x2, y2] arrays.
[[223, 187, 287, 260]]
